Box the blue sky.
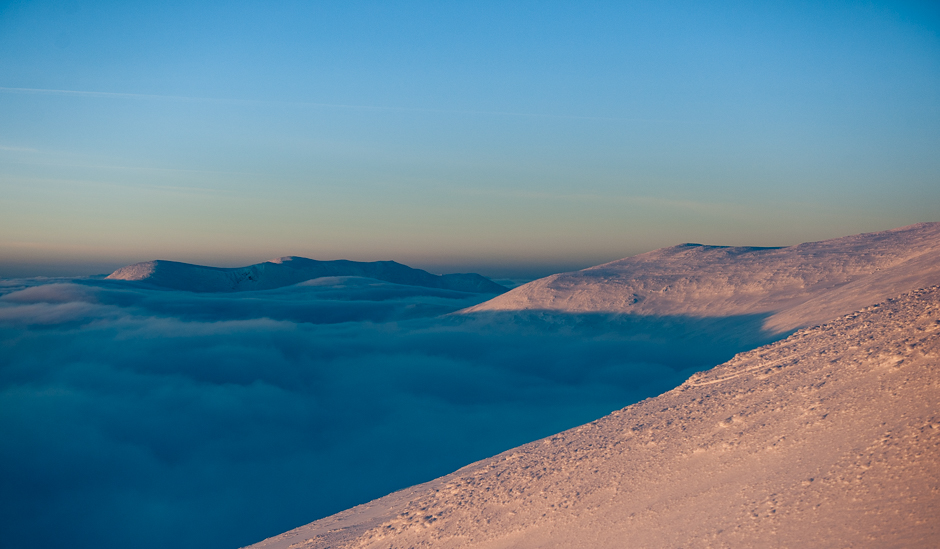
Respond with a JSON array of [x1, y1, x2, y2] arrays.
[[1, 1, 938, 277]]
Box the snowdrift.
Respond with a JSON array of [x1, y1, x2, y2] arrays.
[[106, 256, 508, 294]]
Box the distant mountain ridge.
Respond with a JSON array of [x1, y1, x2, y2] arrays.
[[464, 222, 940, 333], [106, 256, 509, 294]]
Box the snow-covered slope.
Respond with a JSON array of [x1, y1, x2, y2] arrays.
[[247, 285, 940, 549], [106, 256, 508, 294], [464, 222, 940, 332]]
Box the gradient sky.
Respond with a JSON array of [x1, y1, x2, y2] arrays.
[[1, 0, 938, 277]]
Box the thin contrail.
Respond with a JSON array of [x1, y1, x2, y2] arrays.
[[0, 86, 629, 121]]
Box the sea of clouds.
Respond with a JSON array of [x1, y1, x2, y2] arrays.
[[0, 276, 782, 549]]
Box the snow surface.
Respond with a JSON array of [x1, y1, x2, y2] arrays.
[[106, 256, 508, 294], [246, 223, 940, 548], [248, 285, 940, 549], [463, 222, 940, 333]]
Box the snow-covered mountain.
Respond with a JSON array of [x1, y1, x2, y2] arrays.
[[106, 256, 508, 294], [248, 285, 940, 549], [464, 222, 940, 333], [245, 223, 940, 548]]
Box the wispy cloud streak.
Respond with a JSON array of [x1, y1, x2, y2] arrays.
[[0, 86, 635, 122]]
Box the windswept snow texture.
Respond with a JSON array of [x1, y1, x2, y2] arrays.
[[107, 256, 509, 294], [465, 222, 940, 333], [250, 286, 940, 549]]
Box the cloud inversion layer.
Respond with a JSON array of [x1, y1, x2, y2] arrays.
[[0, 277, 782, 549]]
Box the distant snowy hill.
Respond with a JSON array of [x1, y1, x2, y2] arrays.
[[106, 256, 508, 294], [248, 285, 940, 549], [464, 222, 940, 332]]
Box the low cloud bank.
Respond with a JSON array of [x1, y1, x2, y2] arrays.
[[0, 278, 782, 549]]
